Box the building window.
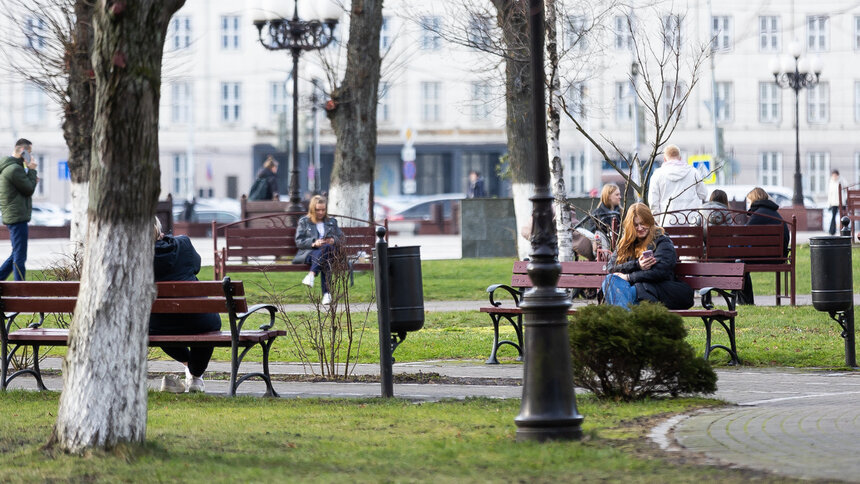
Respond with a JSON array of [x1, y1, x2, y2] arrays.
[[759, 82, 780, 123], [714, 82, 732, 122], [468, 16, 492, 49], [23, 83, 45, 125], [220, 82, 241, 122], [170, 15, 192, 50], [421, 81, 440, 122], [615, 82, 632, 122], [420, 16, 441, 51], [220, 15, 240, 50], [171, 82, 192, 124], [759, 16, 780, 52], [806, 152, 829, 195], [380, 16, 391, 50], [567, 82, 586, 117], [856, 16, 860, 50], [377, 81, 391, 122], [569, 152, 586, 196], [564, 15, 587, 51], [711, 16, 732, 51], [855, 153, 860, 184], [807, 82, 828, 124], [662, 14, 682, 50], [759, 152, 782, 186], [24, 16, 47, 50], [270, 81, 288, 116], [613, 15, 632, 50], [173, 153, 189, 197], [856, 82, 860, 122], [471, 82, 492, 121], [807, 15, 829, 52], [660, 82, 686, 122]]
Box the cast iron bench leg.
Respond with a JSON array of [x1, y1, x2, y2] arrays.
[[486, 313, 502, 364], [702, 316, 740, 366], [486, 313, 523, 365], [260, 339, 279, 398]]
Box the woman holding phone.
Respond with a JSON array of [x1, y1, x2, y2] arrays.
[[603, 203, 693, 309]]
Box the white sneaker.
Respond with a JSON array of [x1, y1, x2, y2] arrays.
[[321, 293, 332, 305], [160, 375, 186, 393], [302, 273, 315, 287], [188, 376, 205, 393]]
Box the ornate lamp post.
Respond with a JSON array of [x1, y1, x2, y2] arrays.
[[770, 41, 822, 207], [254, 0, 339, 213], [514, 0, 584, 442]]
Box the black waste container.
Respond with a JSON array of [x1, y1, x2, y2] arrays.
[[810, 236, 853, 312], [385, 246, 424, 333]]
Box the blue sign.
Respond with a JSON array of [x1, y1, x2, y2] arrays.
[[57, 160, 70, 180], [403, 160, 416, 180]]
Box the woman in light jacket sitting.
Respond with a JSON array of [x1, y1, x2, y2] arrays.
[[294, 195, 343, 305]]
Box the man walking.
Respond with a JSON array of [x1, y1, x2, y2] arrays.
[[467, 170, 486, 198], [0, 139, 38, 280], [648, 144, 706, 225]]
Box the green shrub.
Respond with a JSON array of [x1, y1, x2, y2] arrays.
[[569, 302, 717, 401]]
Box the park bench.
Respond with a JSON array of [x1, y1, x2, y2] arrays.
[[0, 278, 283, 397], [212, 212, 385, 280], [481, 260, 745, 365], [659, 208, 796, 306], [844, 187, 860, 242]]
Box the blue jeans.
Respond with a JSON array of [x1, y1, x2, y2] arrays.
[[0, 222, 28, 281], [309, 244, 335, 293]]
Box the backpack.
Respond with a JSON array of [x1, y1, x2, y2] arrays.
[[248, 177, 270, 201]]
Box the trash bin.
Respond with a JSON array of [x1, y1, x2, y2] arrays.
[[810, 236, 853, 312], [386, 246, 424, 333]]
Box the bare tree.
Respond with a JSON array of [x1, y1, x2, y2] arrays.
[[0, 0, 95, 250], [49, 0, 184, 454], [323, 0, 383, 224]]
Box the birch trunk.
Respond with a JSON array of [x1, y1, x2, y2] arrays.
[[50, 0, 183, 454], [492, 0, 536, 260], [326, 0, 382, 226], [545, 0, 573, 261]]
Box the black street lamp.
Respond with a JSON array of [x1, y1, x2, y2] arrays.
[[254, 1, 340, 213], [514, 0, 584, 442], [770, 41, 822, 207]]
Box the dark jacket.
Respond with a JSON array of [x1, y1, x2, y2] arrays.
[[0, 156, 38, 225], [251, 168, 279, 201], [150, 235, 221, 334], [583, 203, 620, 237], [467, 177, 486, 198], [293, 215, 344, 264], [606, 233, 694, 310], [747, 199, 789, 257]]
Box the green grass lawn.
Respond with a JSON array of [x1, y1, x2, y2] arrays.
[[0, 391, 794, 483]]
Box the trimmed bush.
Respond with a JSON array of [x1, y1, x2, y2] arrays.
[[569, 302, 717, 401]]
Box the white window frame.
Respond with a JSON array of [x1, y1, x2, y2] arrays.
[[711, 15, 732, 51], [856, 81, 860, 123], [170, 15, 192, 51], [420, 81, 440, 122], [420, 16, 441, 51], [714, 82, 732, 122], [807, 15, 829, 52], [856, 16, 860, 50], [380, 16, 391, 50], [759, 15, 780, 52], [220, 15, 240, 50], [807, 82, 828, 124], [220, 82, 241, 123], [615, 81, 632, 122], [759, 82, 780, 123], [855, 152, 860, 184], [567, 82, 586, 117], [613, 15, 632, 50], [471, 82, 492, 121], [759, 152, 782, 186], [806, 152, 829, 196], [377, 81, 391, 123], [173, 153, 190, 197], [569, 152, 587, 196], [565, 15, 587, 51], [23, 83, 45, 125], [270, 81, 288, 116], [467, 16, 492, 49], [661, 81, 686, 122], [662, 14, 682, 50], [24, 16, 47, 50], [171, 82, 192, 124]]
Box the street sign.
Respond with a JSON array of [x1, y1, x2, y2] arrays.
[[688, 154, 716, 185], [57, 160, 69, 180], [402, 160, 416, 180], [401, 146, 416, 162], [403, 179, 416, 194]]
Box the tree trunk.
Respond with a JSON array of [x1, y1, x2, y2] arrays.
[[326, 0, 382, 226], [544, 0, 573, 261], [50, 0, 184, 454], [493, 0, 535, 260], [63, 0, 95, 252]]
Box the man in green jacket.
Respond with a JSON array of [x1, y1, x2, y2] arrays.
[[0, 139, 38, 280]]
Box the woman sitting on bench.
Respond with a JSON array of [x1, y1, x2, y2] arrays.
[[603, 203, 693, 310], [150, 218, 221, 393], [295, 195, 343, 306]]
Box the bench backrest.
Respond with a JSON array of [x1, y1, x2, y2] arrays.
[[222, 226, 375, 261], [0, 280, 247, 314], [661, 225, 705, 260], [705, 224, 787, 263], [510, 260, 744, 291]]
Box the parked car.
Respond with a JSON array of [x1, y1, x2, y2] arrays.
[[172, 198, 241, 226], [387, 194, 465, 234], [31, 202, 70, 227]]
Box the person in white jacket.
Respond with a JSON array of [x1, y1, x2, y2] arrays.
[[827, 169, 846, 235], [647, 144, 707, 225]]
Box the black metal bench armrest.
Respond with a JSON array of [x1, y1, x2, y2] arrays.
[[486, 284, 522, 307], [699, 287, 737, 311], [237, 304, 278, 331]]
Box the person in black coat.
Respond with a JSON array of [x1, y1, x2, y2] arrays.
[[583, 183, 622, 242], [150, 218, 221, 393], [605, 203, 694, 310], [249, 156, 279, 201], [736, 187, 790, 305]]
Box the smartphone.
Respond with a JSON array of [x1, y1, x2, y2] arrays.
[[21, 151, 30, 163], [642, 250, 653, 259]]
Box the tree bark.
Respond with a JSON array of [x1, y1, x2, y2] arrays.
[[50, 0, 184, 454], [492, 0, 535, 260], [326, 0, 382, 225]]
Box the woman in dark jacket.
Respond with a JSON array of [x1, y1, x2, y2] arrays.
[[248, 156, 279, 201], [295, 195, 344, 305], [736, 187, 790, 305], [584, 183, 622, 242], [150, 218, 221, 393], [605, 203, 693, 310]]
